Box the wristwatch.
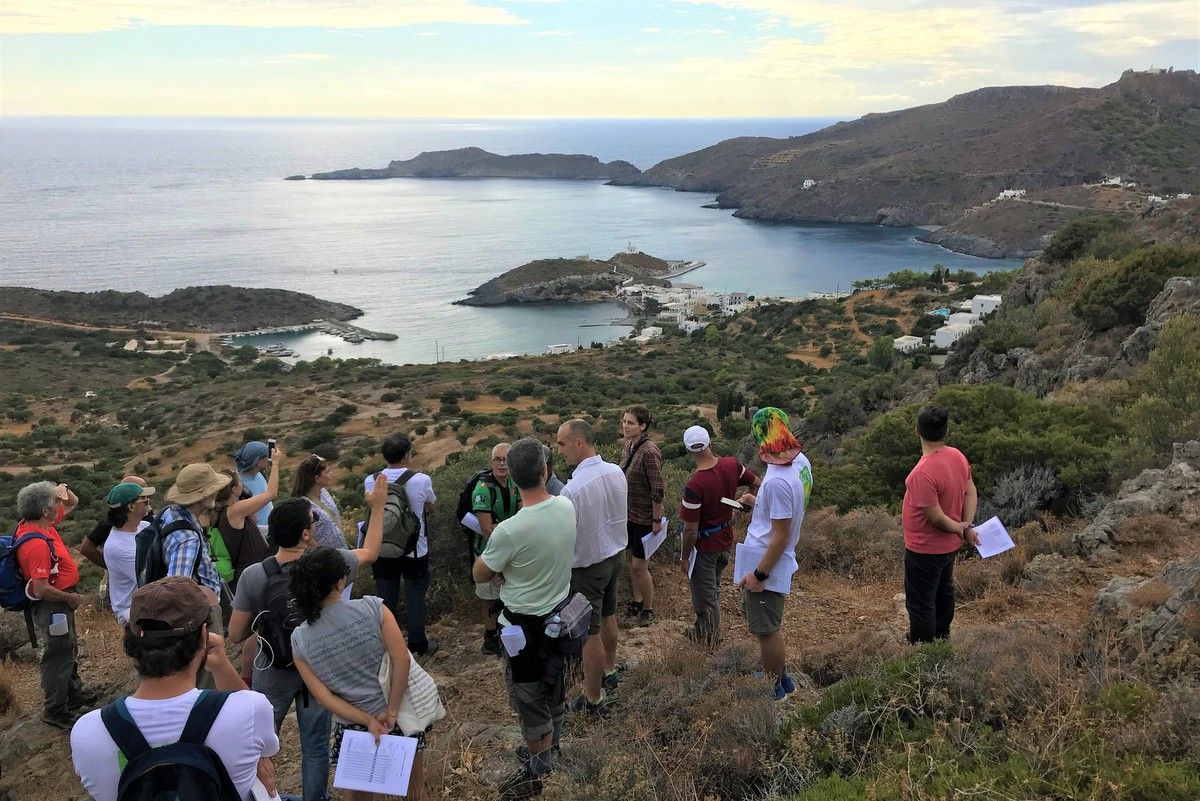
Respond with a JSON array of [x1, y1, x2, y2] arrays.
[[753, 569, 769, 582]]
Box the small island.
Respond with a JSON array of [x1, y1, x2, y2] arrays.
[[457, 250, 699, 307], [305, 146, 640, 181]]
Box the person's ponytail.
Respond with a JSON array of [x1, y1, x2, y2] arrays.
[[288, 546, 346, 624]]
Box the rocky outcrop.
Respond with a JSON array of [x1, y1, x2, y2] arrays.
[[310, 147, 639, 181], [458, 251, 671, 306], [458, 272, 623, 306], [1087, 556, 1200, 680], [1074, 441, 1200, 557], [1022, 553, 1078, 591], [1121, 277, 1200, 365], [948, 344, 1061, 398]]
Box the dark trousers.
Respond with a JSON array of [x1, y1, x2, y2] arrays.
[[31, 600, 83, 715], [904, 549, 957, 644], [374, 555, 431, 651]]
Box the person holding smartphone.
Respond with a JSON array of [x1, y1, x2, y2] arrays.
[[234, 440, 276, 541]]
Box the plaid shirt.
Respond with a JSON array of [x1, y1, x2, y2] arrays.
[[621, 436, 665, 526], [159, 505, 223, 596]]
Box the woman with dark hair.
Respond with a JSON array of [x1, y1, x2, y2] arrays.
[[289, 546, 427, 801], [293, 453, 345, 549], [620, 404, 665, 627], [101, 481, 157, 624], [211, 464, 278, 591]]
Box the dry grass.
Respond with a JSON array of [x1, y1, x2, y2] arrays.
[[0, 660, 18, 717], [1114, 512, 1190, 546], [1128, 579, 1176, 609], [797, 507, 904, 581]]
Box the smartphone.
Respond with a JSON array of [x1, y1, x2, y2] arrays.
[[720, 497, 749, 512], [267, 438, 276, 458]]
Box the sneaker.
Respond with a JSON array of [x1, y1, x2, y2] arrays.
[[565, 691, 611, 717], [514, 743, 562, 762], [636, 609, 656, 627], [624, 600, 643, 617], [40, 709, 79, 730], [482, 632, 502, 657], [603, 669, 621, 692], [413, 639, 439, 658], [68, 686, 103, 710], [498, 765, 544, 800], [756, 671, 797, 700]]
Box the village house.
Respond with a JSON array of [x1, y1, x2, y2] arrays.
[[892, 335, 923, 353]]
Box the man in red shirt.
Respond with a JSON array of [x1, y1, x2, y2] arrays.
[[679, 425, 758, 646], [14, 480, 97, 729], [901, 406, 980, 644]]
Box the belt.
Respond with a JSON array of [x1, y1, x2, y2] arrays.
[[697, 521, 732, 539]]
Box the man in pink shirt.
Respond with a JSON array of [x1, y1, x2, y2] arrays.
[[901, 406, 979, 644]]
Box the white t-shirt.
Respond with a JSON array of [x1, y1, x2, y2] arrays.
[[71, 688, 279, 801], [562, 455, 628, 569], [364, 467, 437, 558], [744, 455, 813, 578], [103, 521, 149, 625]]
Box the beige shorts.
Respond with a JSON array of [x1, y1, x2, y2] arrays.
[[741, 588, 785, 636], [475, 578, 503, 602]]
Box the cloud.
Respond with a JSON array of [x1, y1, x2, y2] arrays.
[[534, 29, 577, 36], [279, 52, 334, 61], [0, 1, 526, 34]]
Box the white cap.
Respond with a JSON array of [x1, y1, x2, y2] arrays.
[[683, 425, 711, 452]]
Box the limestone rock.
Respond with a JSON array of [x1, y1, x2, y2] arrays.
[[1121, 276, 1200, 365], [1022, 553, 1077, 591], [1074, 440, 1200, 556], [1086, 556, 1200, 680]]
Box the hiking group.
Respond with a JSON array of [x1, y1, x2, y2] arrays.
[[0, 402, 979, 800]]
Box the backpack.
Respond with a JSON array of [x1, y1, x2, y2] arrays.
[[135, 513, 205, 588], [364, 471, 420, 559], [99, 690, 241, 801], [454, 469, 503, 526], [251, 557, 301, 671], [0, 526, 54, 611]]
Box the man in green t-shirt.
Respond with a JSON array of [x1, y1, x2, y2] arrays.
[[474, 437, 576, 799], [469, 442, 521, 656]]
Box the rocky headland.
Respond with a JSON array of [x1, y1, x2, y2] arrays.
[[458, 250, 671, 306], [0, 285, 363, 332], [611, 70, 1200, 257], [308, 146, 639, 181]]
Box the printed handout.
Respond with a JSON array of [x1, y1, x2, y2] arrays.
[[732, 543, 795, 594], [973, 516, 1015, 558], [333, 730, 417, 796], [641, 517, 670, 559]]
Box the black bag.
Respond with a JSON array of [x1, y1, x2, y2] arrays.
[[99, 690, 241, 801], [364, 471, 421, 559], [454, 469, 499, 524], [251, 557, 302, 671], [135, 512, 205, 588]]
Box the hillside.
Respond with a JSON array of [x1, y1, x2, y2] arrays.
[[613, 70, 1200, 256], [309, 146, 640, 181], [458, 250, 671, 306], [0, 285, 362, 332]]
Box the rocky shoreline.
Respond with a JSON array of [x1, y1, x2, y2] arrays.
[[305, 146, 639, 181]]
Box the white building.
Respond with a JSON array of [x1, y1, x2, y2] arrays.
[[681, 320, 706, 335], [933, 324, 974, 349], [948, 311, 979, 327], [971, 294, 1003, 316], [1178, 193, 1193, 200], [996, 189, 1026, 200], [1147, 195, 1166, 205], [657, 309, 687, 325], [546, 344, 573, 355], [893, 335, 923, 353], [802, 179, 816, 190]]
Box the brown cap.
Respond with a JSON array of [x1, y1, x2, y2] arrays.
[[128, 576, 212, 638]]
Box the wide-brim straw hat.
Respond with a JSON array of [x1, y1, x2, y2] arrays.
[[165, 463, 231, 506]]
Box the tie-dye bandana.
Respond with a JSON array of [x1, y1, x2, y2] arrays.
[[751, 406, 802, 465]]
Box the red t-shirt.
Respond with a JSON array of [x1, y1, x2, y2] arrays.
[[15, 516, 80, 593], [902, 446, 973, 555], [680, 456, 757, 553]]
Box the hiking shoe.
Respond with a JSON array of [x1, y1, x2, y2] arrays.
[[482, 633, 502, 657], [514, 743, 562, 763], [498, 765, 545, 800], [413, 639, 439, 658], [636, 609, 656, 627], [40, 710, 79, 730], [565, 692, 611, 717], [624, 600, 643, 617], [603, 669, 621, 692], [69, 686, 103, 710]]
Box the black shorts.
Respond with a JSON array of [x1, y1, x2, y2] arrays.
[[627, 521, 652, 560]]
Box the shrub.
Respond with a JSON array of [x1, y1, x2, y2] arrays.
[[976, 463, 1063, 527], [1072, 245, 1200, 331], [796, 507, 904, 580], [1043, 215, 1129, 262], [1119, 314, 1200, 476]]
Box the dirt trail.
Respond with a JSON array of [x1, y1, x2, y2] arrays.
[[0, 314, 215, 351]]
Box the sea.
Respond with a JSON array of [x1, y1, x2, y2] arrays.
[[0, 117, 1020, 364]]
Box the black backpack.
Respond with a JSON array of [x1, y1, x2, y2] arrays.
[[99, 690, 241, 801], [454, 469, 505, 526], [135, 512, 205, 588], [364, 471, 421, 558], [251, 557, 301, 671]]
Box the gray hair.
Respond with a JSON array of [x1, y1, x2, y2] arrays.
[[507, 438, 548, 491], [17, 481, 59, 521]]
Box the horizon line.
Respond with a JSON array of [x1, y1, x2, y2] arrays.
[[0, 112, 849, 121]]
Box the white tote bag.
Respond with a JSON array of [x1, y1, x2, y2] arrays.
[[378, 652, 447, 736]]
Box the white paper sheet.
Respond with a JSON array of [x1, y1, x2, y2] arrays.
[[460, 512, 482, 535], [249, 779, 282, 801], [973, 516, 1015, 558], [684, 544, 696, 578], [333, 730, 417, 796], [732, 543, 796, 594], [641, 517, 670, 560]]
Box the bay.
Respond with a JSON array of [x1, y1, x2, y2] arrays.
[[0, 117, 1018, 364]]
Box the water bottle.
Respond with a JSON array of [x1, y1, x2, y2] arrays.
[[544, 614, 562, 639]]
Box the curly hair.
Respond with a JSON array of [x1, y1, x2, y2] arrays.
[[287, 546, 347, 624]]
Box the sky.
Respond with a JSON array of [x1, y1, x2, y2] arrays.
[[1, 0, 1197, 117]]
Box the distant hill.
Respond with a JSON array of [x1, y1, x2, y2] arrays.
[[0, 286, 362, 331], [308, 147, 640, 181], [612, 70, 1200, 256], [458, 250, 671, 306]]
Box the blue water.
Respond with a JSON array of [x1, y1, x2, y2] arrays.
[[0, 117, 1018, 363]]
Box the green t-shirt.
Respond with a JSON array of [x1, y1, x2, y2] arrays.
[[480, 496, 577, 617], [471, 473, 520, 554]]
